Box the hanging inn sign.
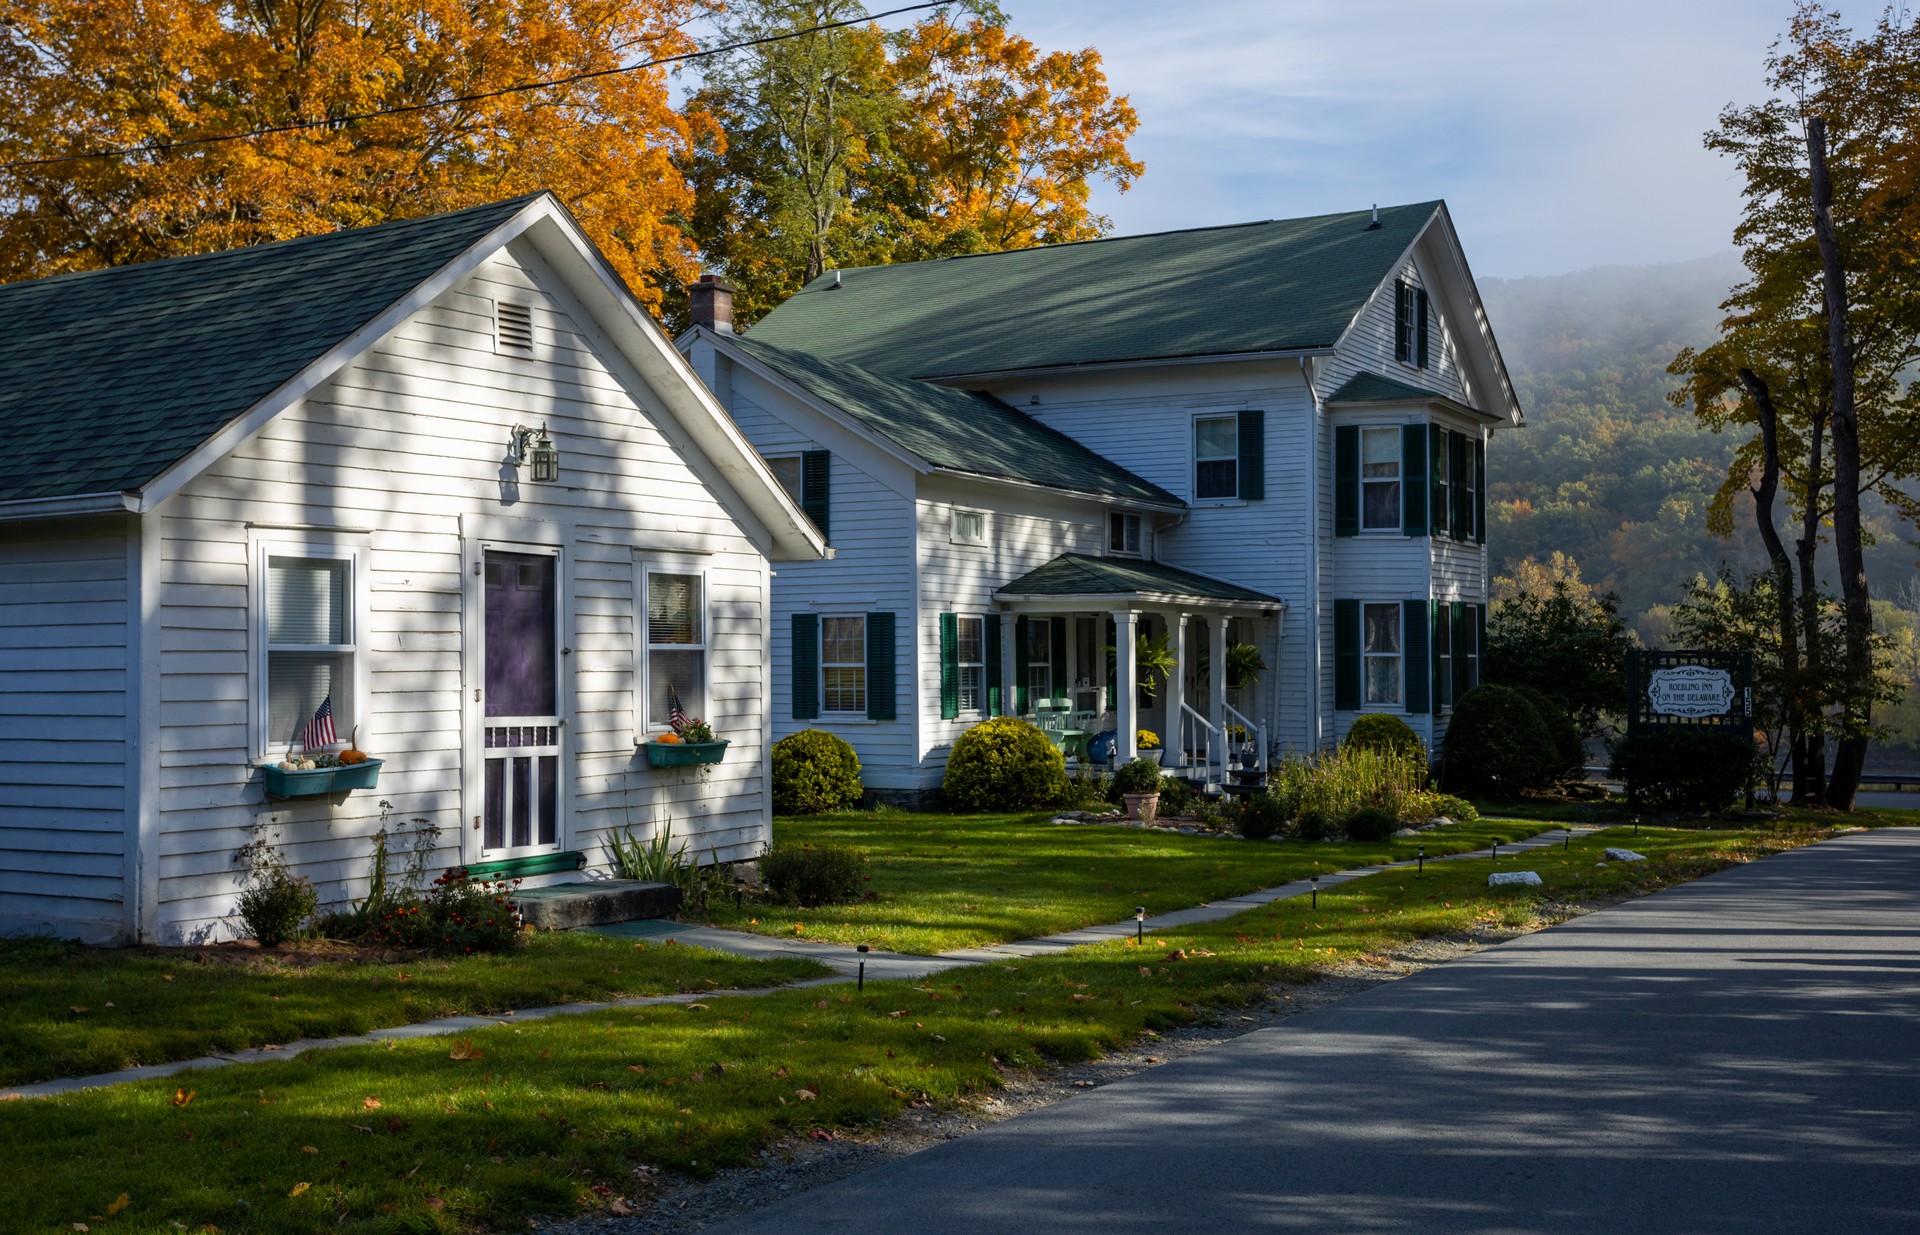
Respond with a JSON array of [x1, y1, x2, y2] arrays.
[[1626, 649, 1753, 732]]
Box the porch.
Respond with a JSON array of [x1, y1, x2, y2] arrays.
[[992, 555, 1285, 789]]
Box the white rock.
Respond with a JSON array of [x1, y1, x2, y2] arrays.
[[1604, 848, 1647, 862], [1488, 871, 1544, 888], [1394, 828, 1420, 837], [1429, 816, 1454, 827]]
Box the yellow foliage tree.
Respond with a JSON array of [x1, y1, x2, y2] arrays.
[[0, 0, 710, 311]]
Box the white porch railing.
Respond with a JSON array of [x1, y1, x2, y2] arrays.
[[1177, 701, 1223, 786], [1223, 702, 1268, 776]]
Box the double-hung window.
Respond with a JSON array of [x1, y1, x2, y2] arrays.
[[1430, 427, 1452, 534], [822, 616, 868, 713], [1360, 427, 1401, 530], [644, 570, 706, 731], [1108, 512, 1143, 555], [956, 616, 984, 714], [262, 551, 358, 756], [1363, 602, 1402, 707], [1194, 416, 1239, 500], [1024, 617, 1052, 705], [1434, 603, 1454, 709]]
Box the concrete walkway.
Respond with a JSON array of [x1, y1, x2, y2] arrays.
[[3, 824, 1589, 1100], [703, 827, 1920, 1235]]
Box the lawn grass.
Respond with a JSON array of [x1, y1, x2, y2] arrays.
[[698, 811, 1543, 954], [1469, 796, 1920, 828], [0, 933, 832, 1088], [0, 822, 1830, 1235]]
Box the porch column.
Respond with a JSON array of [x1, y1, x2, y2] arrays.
[[1000, 611, 1017, 718], [1112, 608, 1138, 764], [1209, 615, 1228, 748], [1167, 613, 1188, 773]]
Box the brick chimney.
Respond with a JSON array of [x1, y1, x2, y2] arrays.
[[688, 273, 736, 334]]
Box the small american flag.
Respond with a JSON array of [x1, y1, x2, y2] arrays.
[[303, 695, 336, 750], [668, 684, 688, 734]]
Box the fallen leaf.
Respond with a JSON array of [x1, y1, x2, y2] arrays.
[[987, 1009, 1002, 1017], [70, 1224, 87, 1232], [361, 1097, 382, 1111], [794, 1088, 817, 1101], [609, 1197, 635, 1216], [350, 1124, 373, 1134], [426, 1196, 445, 1211], [1070, 994, 1093, 1003], [103, 1002, 115, 1008], [69, 1006, 88, 1015], [107, 1195, 130, 1216], [812, 999, 830, 1008], [809, 1128, 835, 1142], [162, 974, 173, 982], [170, 1089, 194, 1107], [448, 1038, 483, 1061], [1139, 966, 1153, 977], [887, 1010, 908, 1018], [627, 1064, 646, 1073], [288, 1183, 309, 1198], [685, 1003, 709, 1011], [931, 1033, 947, 1042], [300, 1146, 317, 1155]]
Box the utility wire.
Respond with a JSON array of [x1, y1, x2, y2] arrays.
[[1, 0, 948, 174]]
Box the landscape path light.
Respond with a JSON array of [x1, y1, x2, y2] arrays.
[[1135, 906, 1146, 944], [1311, 875, 1319, 909], [856, 944, 870, 991], [1417, 845, 1425, 876]]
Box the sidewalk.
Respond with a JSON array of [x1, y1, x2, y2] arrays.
[[3, 825, 1593, 1100]]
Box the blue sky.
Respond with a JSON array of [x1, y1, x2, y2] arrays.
[[903, 0, 1896, 278]]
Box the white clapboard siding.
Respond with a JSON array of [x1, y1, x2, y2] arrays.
[[144, 245, 778, 943], [1317, 254, 1474, 405], [0, 517, 129, 942]]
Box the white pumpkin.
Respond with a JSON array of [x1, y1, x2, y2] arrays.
[[298, 759, 316, 771], [278, 760, 298, 771]]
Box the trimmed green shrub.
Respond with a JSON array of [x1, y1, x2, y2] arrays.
[[1111, 757, 1164, 798], [1293, 809, 1335, 841], [1516, 686, 1585, 782], [771, 729, 864, 815], [1610, 728, 1756, 812], [1344, 806, 1398, 843], [1442, 684, 1559, 798], [1233, 793, 1287, 840], [1344, 713, 1426, 762], [1155, 775, 1198, 816], [942, 717, 1068, 811], [760, 841, 871, 907], [237, 873, 316, 947], [1402, 791, 1479, 823]]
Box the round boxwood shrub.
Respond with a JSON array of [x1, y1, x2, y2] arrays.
[[943, 717, 1069, 811], [771, 729, 864, 815], [1344, 713, 1426, 762], [760, 840, 871, 907], [1110, 757, 1164, 798], [1442, 684, 1558, 799], [1344, 806, 1399, 843], [1155, 775, 1198, 816], [1234, 792, 1288, 840], [1516, 686, 1585, 783], [1293, 809, 1335, 841], [1610, 727, 1756, 812]]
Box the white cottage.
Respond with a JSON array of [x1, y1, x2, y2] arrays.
[[0, 194, 824, 944], [677, 201, 1522, 804]]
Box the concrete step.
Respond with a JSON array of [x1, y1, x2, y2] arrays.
[[512, 880, 682, 930]]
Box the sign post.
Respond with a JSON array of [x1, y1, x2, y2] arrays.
[[1624, 649, 1754, 809]]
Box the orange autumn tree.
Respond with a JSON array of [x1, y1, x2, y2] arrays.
[[0, 0, 710, 310]]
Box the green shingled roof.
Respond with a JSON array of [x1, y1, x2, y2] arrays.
[[0, 195, 541, 505], [996, 554, 1281, 606], [1326, 371, 1464, 406], [744, 202, 1441, 379], [727, 335, 1178, 506]]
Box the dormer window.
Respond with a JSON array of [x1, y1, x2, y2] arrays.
[[1394, 279, 1430, 369], [1108, 512, 1143, 556]]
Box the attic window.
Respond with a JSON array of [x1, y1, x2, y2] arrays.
[[495, 302, 535, 354]]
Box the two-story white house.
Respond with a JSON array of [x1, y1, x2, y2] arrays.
[[678, 201, 1522, 805]]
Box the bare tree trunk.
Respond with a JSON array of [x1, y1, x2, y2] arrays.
[[1796, 416, 1828, 802], [1808, 116, 1874, 810], [1738, 368, 1805, 801]]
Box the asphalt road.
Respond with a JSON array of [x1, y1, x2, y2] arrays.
[[707, 830, 1920, 1235]]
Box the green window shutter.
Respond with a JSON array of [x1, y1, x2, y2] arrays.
[[1334, 424, 1359, 537], [1452, 604, 1474, 703], [791, 613, 819, 720], [1393, 279, 1409, 362], [1415, 288, 1431, 368], [1474, 437, 1487, 544], [1049, 617, 1068, 704], [866, 612, 896, 721], [1429, 424, 1447, 535], [1430, 601, 1447, 717], [984, 615, 1003, 717], [1014, 616, 1031, 715], [1475, 604, 1488, 693], [938, 613, 959, 720], [1403, 600, 1429, 715], [1237, 410, 1265, 500], [1450, 431, 1470, 540], [1400, 424, 1427, 536], [1334, 599, 1362, 711], [800, 450, 830, 541]]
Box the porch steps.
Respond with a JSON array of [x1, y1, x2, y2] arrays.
[[511, 880, 683, 930]]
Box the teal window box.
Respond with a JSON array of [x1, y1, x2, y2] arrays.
[[642, 740, 729, 768], [262, 758, 384, 799]]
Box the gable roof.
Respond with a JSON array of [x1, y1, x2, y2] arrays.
[[0, 196, 541, 506], [996, 554, 1281, 609], [1325, 370, 1494, 420], [717, 333, 1180, 507], [744, 202, 1442, 380]]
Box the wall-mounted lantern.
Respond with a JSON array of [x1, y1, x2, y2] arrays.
[[513, 424, 560, 483]]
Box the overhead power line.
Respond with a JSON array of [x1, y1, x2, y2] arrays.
[[1, 0, 949, 174]]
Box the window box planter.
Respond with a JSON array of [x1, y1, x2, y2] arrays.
[[262, 758, 383, 799], [643, 739, 729, 768]]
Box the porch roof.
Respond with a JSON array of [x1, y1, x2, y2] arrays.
[[1324, 370, 1495, 421], [995, 554, 1282, 612]]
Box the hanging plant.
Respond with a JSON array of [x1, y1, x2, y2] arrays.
[[1135, 632, 1176, 698]]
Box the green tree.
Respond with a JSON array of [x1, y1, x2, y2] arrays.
[[1484, 582, 1630, 741]]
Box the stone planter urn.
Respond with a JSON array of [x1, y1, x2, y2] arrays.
[[1122, 791, 1162, 824]]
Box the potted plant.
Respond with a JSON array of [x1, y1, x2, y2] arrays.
[[259, 731, 382, 799], [1226, 641, 1268, 691], [1135, 631, 1176, 699], [1136, 729, 1165, 766], [1113, 757, 1163, 823], [643, 694, 730, 768]]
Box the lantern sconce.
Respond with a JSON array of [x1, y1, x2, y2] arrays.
[[512, 424, 560, 483]]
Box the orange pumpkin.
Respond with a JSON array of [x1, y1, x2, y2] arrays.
[[338, 749, 368, 765], [655, 732, 683, 745]]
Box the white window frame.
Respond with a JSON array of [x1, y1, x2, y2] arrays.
[[1362, 602, 1403, 709], [250, 533, 371, 763], [820, 613, 869, 715], [951, 507, 988, 546], [635, 559, 711, 739], [1399, 281, 1423, 370], [956, 615, 985, 715], [1359, 425, 1402, 532], [1432, 426, 1453, 539], [1108, 511, 1144, 556], [1024, 616, 1053, 711], [1435, 602, 1454, 710], [1193, 413, 1240, 502]]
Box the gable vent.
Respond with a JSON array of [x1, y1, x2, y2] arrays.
[[495, 302, 534, 354]]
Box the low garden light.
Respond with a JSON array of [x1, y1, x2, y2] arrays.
[[1311, 875, 1319, 909], [1135, 906, 1146, 943], [513, 423, 560, 482], [856, 943, 870, 991], [1417, 845, 1425, 876]]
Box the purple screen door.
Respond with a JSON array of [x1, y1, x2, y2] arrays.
[[482, 550, 559, 855]]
